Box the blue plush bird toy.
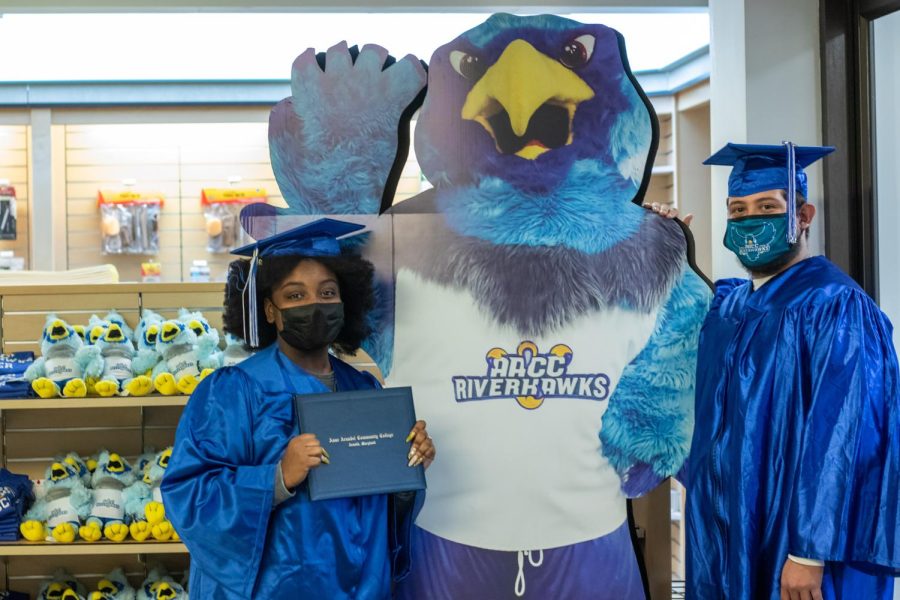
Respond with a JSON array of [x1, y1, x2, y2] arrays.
[[260, 13, 710, 599]]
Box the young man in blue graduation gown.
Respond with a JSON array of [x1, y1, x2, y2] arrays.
[[685, 143, 900, 600], [161, 219, 435, 599]]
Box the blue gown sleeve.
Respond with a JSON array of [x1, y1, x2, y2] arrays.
[[161, 368, 277, 595], [789, 289, 900, 573]]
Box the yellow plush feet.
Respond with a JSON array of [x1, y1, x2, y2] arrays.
[[32, 378, 60, 399], [199, 367, 215, 381], [104, 522, 129, 542], [78, 521, 102, 542], [154, 373, 178, 395], [62, 378, 88, 397], [52, 522, 78, 543], [145, 501, 166, 525], [93, 379, 119, 397], [150, 520, 174, 541], [172, 529, 181, 542], [20, 520, 46, 541], [176, 374, 199, 395], [124, 375, 153, 397], [129, 520, 152, 541]]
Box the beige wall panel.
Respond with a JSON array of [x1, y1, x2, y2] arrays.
[[644, 173, 674, 206], [67, 181, 182, 200], [179, 163, 275, 182], [4, 429, 144, 461], [141, 290, 224, 309], [142, 405, 184, 428], [5, 406, 142, 429], [67, 147, 181, 166], [180, 145, 271, 164], [1, 340, 41, 354], [67, 165, 180, 183], [0, 148, 27, 166], [143, 428, 178, 451], [0, 128, 27, 147], [66, 125, 188, 149], [2, 292, 139, 312]]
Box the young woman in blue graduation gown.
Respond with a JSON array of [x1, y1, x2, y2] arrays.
[[162, 246, 435, 599]]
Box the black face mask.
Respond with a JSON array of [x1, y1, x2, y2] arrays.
[[275, 302, 345, 351]]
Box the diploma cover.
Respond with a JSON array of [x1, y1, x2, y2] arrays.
[[294, 386, 427, 501]]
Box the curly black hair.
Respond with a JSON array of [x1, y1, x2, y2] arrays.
[[223, 253, 375, 355]]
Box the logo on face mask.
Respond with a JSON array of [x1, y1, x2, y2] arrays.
[[729, 221, 776, 261], [451, 341, 610, 410]]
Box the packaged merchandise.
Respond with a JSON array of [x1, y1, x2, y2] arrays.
[[201, 187, 267, 253], [98, 190, 163, 255], [0, 183, 16, 240]]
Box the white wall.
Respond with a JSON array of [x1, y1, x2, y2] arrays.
[[709, 0, 823, 281], [874, 11, 900, 354]]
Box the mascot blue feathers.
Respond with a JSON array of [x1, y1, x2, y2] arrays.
[[260, 13, 710, 598]]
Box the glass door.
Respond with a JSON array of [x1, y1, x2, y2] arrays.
[[872, 9, 900, 353]]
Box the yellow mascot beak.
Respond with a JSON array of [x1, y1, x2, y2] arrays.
[[146, 324, 160, 344], [461, 39, 594, 160], [159, 448, 172, 468], [50, 462, 69, 481], [188, 319, 205, 336], [61, 589, 80, 600], [153, 582, 177, 600], [89, 325, 105, 344], [97, 578, 117, 594], [48, 320, 69, 341], [107, 453, 125, 473], [105, 323, 124, 342], [161, 322, 180, 342]]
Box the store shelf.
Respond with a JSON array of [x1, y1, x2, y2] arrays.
[[0, 395, 189, 410], [0, 541, 187, 556]]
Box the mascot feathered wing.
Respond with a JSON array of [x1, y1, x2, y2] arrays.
[[263, 13, 710, 599]]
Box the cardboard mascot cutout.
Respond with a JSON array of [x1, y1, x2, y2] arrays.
[[244, 13, 711, 599]]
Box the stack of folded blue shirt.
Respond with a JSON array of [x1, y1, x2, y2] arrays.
[[0, 468, 35, 541], [0, 352, 34, 399]]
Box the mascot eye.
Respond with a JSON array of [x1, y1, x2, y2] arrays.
[[560, 34, 596, 69], [449, 50, 486, 80]]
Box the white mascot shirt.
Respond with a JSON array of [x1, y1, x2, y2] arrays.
[[387, 270, 658, 551]]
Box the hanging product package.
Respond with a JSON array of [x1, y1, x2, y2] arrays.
[[0, 184, 16, 241], [98, 190, 163, 255], [201, 188, 268, 253]]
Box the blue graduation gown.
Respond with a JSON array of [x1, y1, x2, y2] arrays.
[[162, 344, 411, 599], [687, 256, 900, 599]]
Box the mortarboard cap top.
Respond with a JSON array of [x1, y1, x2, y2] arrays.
[[232, 218, 365, 259], [703, 142, 835, 199]]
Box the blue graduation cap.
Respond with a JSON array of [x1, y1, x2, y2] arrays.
[[704, 142, 835, 243], [232, 218, 365, 347]]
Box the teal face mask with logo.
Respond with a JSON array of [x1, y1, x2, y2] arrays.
[[724, 214, 793, 269]]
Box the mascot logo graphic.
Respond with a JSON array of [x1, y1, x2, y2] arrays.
[[452, 341, 610, 409], [730, 221, 777, 261]]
